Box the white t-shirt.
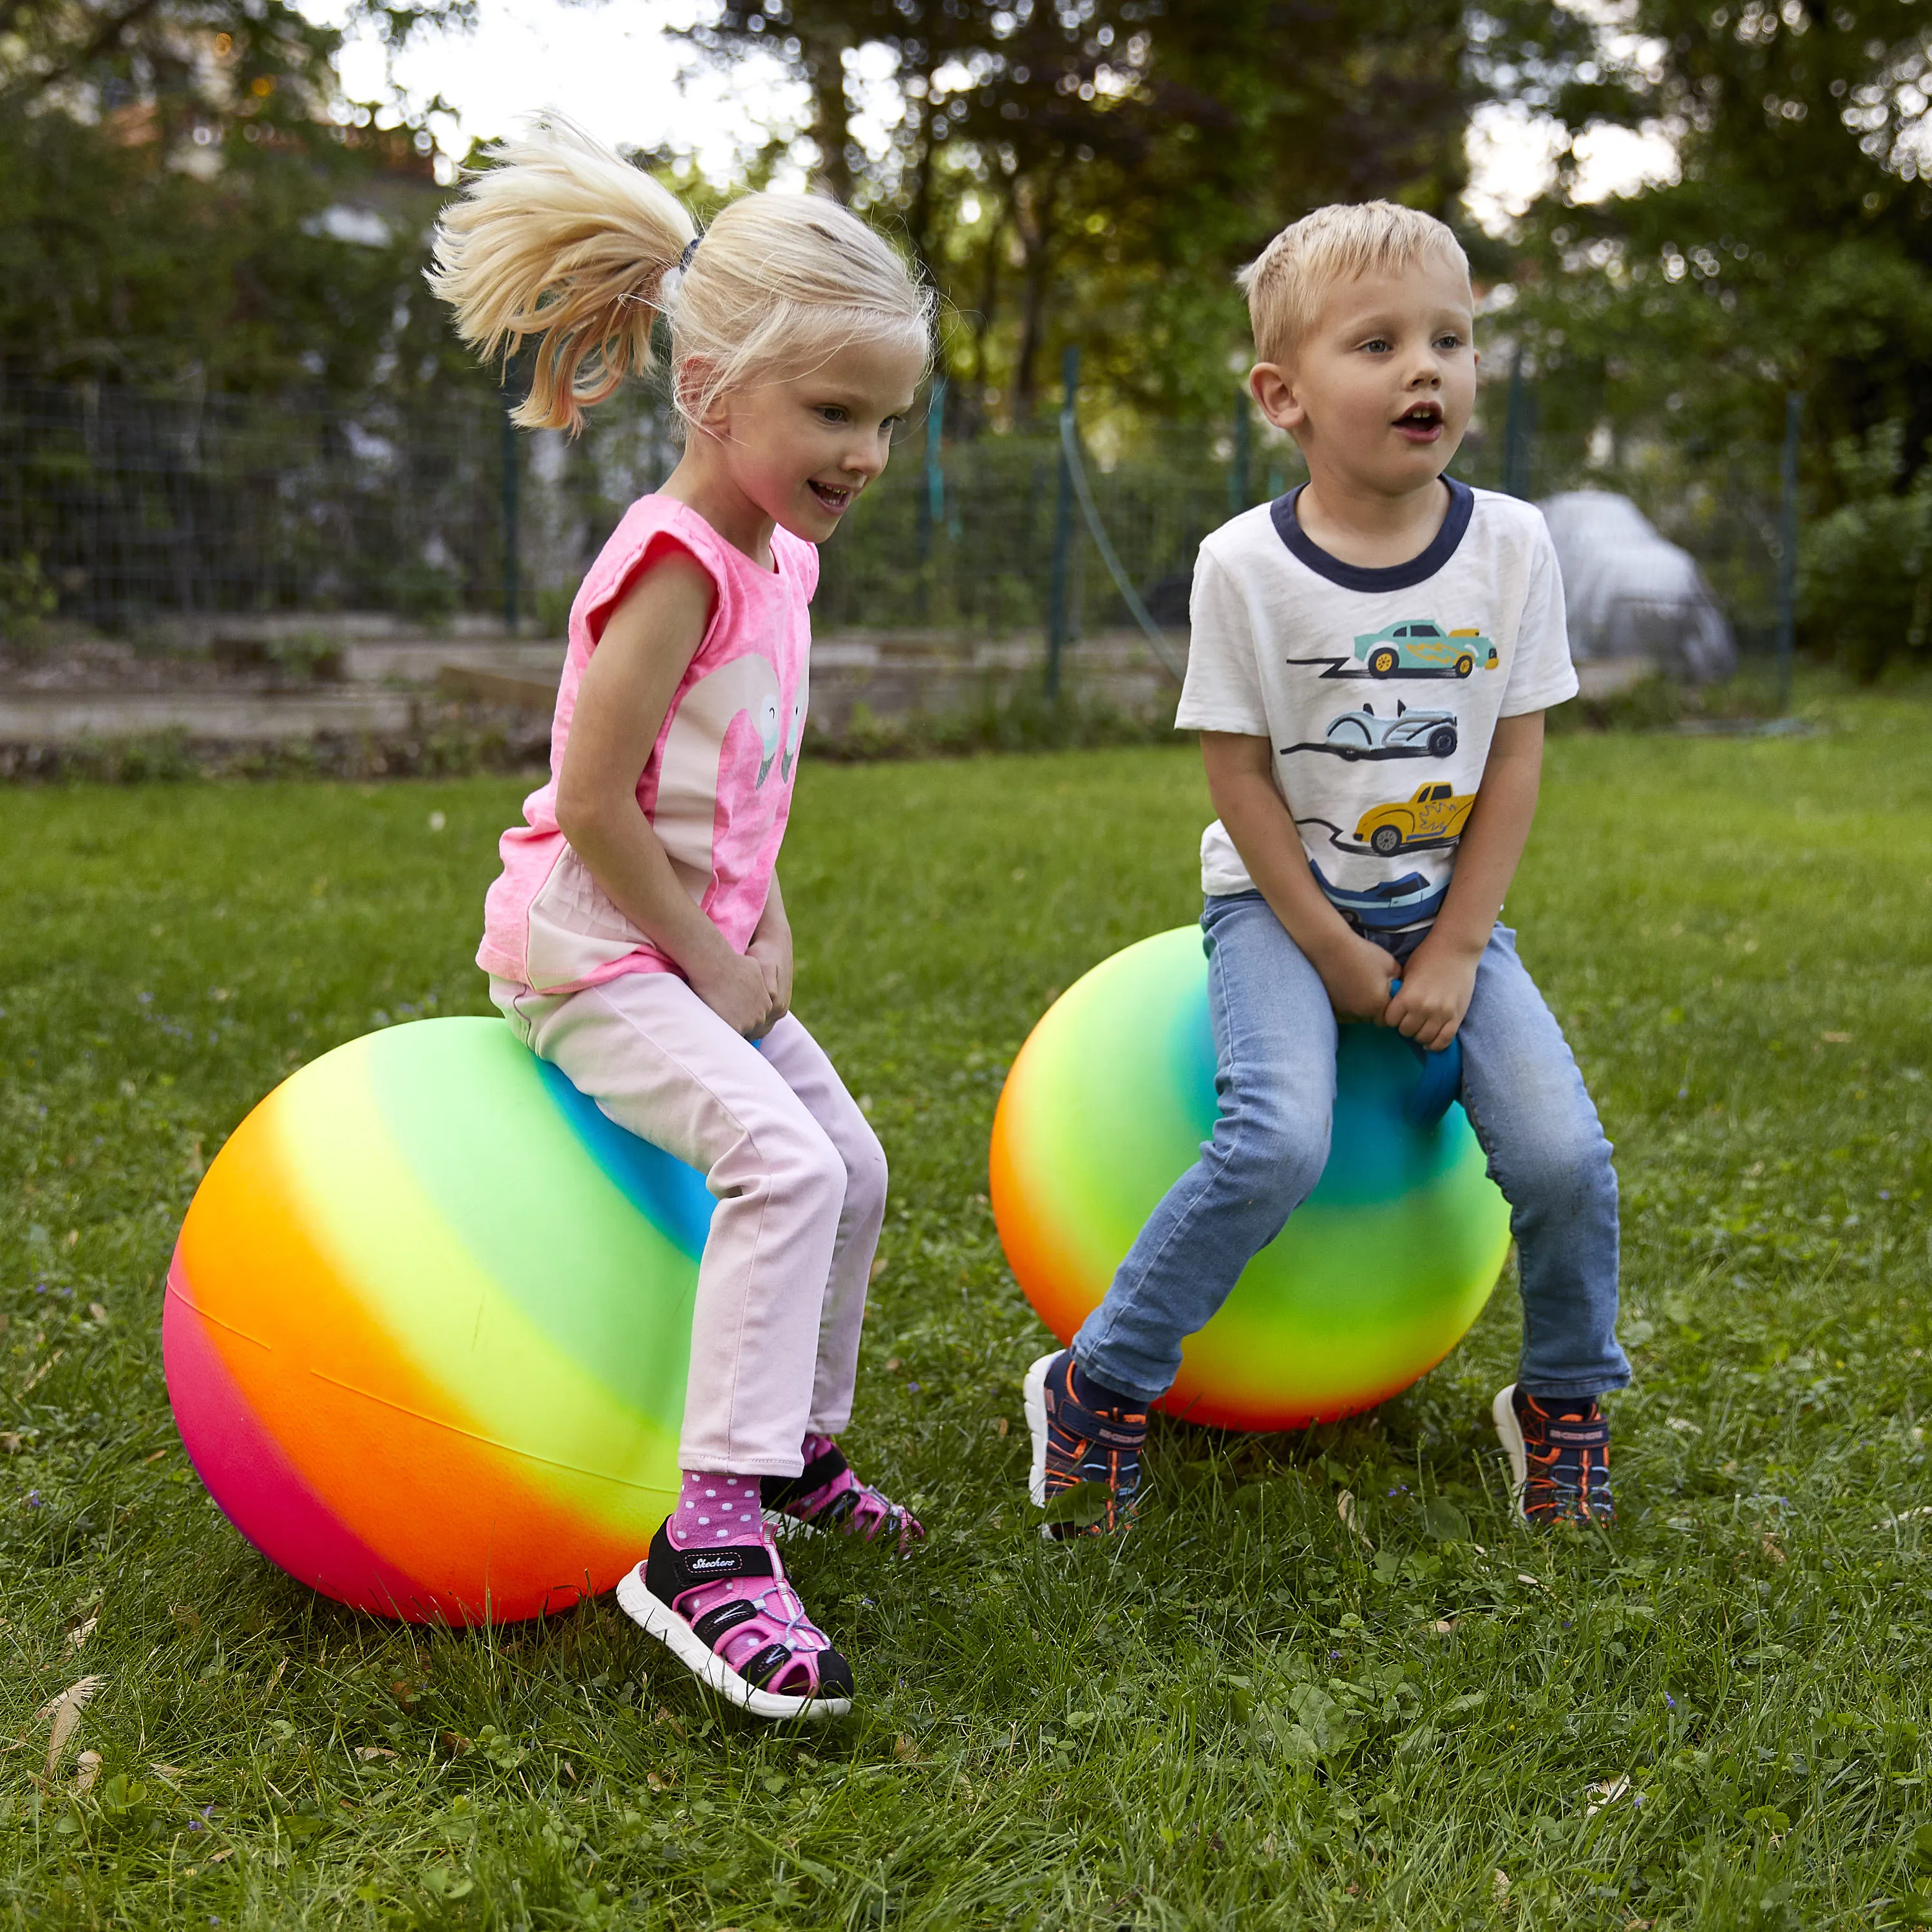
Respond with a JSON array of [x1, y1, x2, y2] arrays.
[[1175, 480, 1577, 931]]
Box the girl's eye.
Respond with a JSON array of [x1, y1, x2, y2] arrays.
[[817, 406, 849, 424], [1361, 338, 1393, 354]]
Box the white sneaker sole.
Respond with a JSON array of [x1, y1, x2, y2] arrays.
[[1023, 1350, 1057, 1539], [614, 1565, 851, 1723], [1492, 1383, 1529, 1520]]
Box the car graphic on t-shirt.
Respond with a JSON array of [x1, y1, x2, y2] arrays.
[[1354, 781, 1476, 855], [1321, 701, 1458, 760], [1353, 620, 1499, 679]]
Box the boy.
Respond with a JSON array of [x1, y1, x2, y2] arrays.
[[1025, 202, 1626, 1535]]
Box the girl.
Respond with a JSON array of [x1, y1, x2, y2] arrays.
[[431, 120, 933, 1721]]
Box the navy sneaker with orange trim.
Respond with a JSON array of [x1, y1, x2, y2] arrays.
[[1023, 1350, 1148, 1540], [1493, 1383, 1615, 1526]]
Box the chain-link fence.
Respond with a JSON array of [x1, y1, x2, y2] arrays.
[[1, 377, 1795, 680]]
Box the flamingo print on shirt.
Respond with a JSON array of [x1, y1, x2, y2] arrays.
[[654, 652, 800, 896]]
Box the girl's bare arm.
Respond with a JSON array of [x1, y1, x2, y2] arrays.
[[553, 553, 778, 1037]]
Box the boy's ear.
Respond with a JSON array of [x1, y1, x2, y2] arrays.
[[1249, 362, 1303, 433]]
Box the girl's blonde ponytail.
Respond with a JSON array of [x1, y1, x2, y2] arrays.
[[429, 117, 696, 433], [431, 117, 933, 435]]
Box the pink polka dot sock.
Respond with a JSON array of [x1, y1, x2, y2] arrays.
[[665, 1470, 764, 1549]]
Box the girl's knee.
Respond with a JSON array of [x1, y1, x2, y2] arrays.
[[833, 1120, 888, 1227]]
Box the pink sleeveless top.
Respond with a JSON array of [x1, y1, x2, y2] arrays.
[[477, 495, 817, 994]]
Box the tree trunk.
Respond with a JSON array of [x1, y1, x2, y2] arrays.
[[1010, 167, 1062, 426], [801, 24, 854, 202]]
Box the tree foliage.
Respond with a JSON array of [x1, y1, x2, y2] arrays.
[[1510, 0, 1932, 459], [0, 0, 473, 392], [686, 0, 1591, 425]]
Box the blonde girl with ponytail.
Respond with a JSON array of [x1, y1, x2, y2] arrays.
[[433, 119, 933, 1721]]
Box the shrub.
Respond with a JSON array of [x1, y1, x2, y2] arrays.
[[1799, 422, 1932, 679]]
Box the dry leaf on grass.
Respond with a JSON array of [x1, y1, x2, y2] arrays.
[[355, 1747, 399, 1762], [1665, 1417, 1703, 1435], [67, 1616, 97, 1651], [19, 1350, 65, 1397], [1584, 1774, 1637, 1819], [0, 1433, 19, 1454], [71, 1751, 102, 1795], [1336, 1490, 1372, 1548], [36, 1676, 106, 1776], [1492, 1870, 1510, 1899], [170, 1606, 202, 1636], [88, 1302, 110, 1325]]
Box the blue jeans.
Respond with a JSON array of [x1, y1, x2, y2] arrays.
[[1072, 893, 1627, 1405]]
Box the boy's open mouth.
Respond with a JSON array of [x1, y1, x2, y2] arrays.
[[808, 479, 857, 513], [1394, 402, 1444, 443]]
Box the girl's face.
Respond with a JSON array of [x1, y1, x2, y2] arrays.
[[1253, 256, 1477, 501], [702, 336, 925, 545]]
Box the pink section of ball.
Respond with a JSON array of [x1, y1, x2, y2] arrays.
[[162, 1248, 432, 1618]]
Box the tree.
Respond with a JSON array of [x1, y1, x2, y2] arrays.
[[0, 0, 473, 391], [1508, 0, 1932, 462], [683, 0, 1593, 425]]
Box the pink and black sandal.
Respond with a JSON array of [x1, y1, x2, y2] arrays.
[[761, 1441, 924, 1551], [616, 1523, 853, 1721]]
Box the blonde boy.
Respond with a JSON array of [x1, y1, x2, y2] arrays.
[[1025, 204, 1625, 1534]]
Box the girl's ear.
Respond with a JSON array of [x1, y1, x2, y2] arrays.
[[1249, 362, 1303, 433], [676, 354, 727, 432]]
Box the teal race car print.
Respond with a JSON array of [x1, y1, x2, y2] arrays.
[[1353, 620, 1499, 679]]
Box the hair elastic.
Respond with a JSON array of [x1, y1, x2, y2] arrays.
[[679, 236, 701, 272]]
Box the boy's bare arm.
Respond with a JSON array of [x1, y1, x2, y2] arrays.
[[1200, 732, 1397, 1022], [1387, 709, 1545, 1051]]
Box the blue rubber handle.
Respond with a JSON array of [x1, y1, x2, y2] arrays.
[[1389, 978, 1462, 1127]]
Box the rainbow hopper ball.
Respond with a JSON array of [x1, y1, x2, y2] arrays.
[[164, 1017, 711, 1625], [990, 927, 1513, 1432]]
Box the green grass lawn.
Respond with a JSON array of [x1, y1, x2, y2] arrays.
[[6, 691, 1932, 1929]]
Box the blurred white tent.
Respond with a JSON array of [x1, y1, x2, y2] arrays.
[[1537, 489, 1737, 683]]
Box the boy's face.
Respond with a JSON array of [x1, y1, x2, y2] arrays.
[[1251, 254, 1476, 500]]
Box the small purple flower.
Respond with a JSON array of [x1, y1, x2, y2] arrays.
[[907, 1383, 921, 1393], [1666, 1694, 1678, 1709], [25, 1491, 42, 1508]]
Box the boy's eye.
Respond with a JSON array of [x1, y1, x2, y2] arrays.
[[1361, 337, 1394, 354], [1435, 333, 1465, 351], [817, 405, 849, 424]]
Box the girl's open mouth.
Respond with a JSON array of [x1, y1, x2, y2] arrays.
[[808, 480, 856, 513], [1394, 403, 1443, 444]]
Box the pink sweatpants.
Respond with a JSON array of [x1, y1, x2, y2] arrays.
[[489, 972, 887, 1477]]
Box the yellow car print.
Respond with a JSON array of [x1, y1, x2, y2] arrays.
[[1355, 781, 1475, 856]]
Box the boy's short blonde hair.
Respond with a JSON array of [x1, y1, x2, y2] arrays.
[[1238, 202, 1470, 366]]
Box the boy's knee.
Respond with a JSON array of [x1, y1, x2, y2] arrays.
[[1218, 1094, 1331, 1212], [1504, 1121, 1617, 1220]]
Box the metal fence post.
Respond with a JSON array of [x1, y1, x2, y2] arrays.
[[1046, 345, 1080, 701], [500, 403, 520, 634], [1502, 343, 1534, 499], [916, 375, 946, 622], [1775, 388, 1803, 712], [1229, 386, 1251, 516]]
